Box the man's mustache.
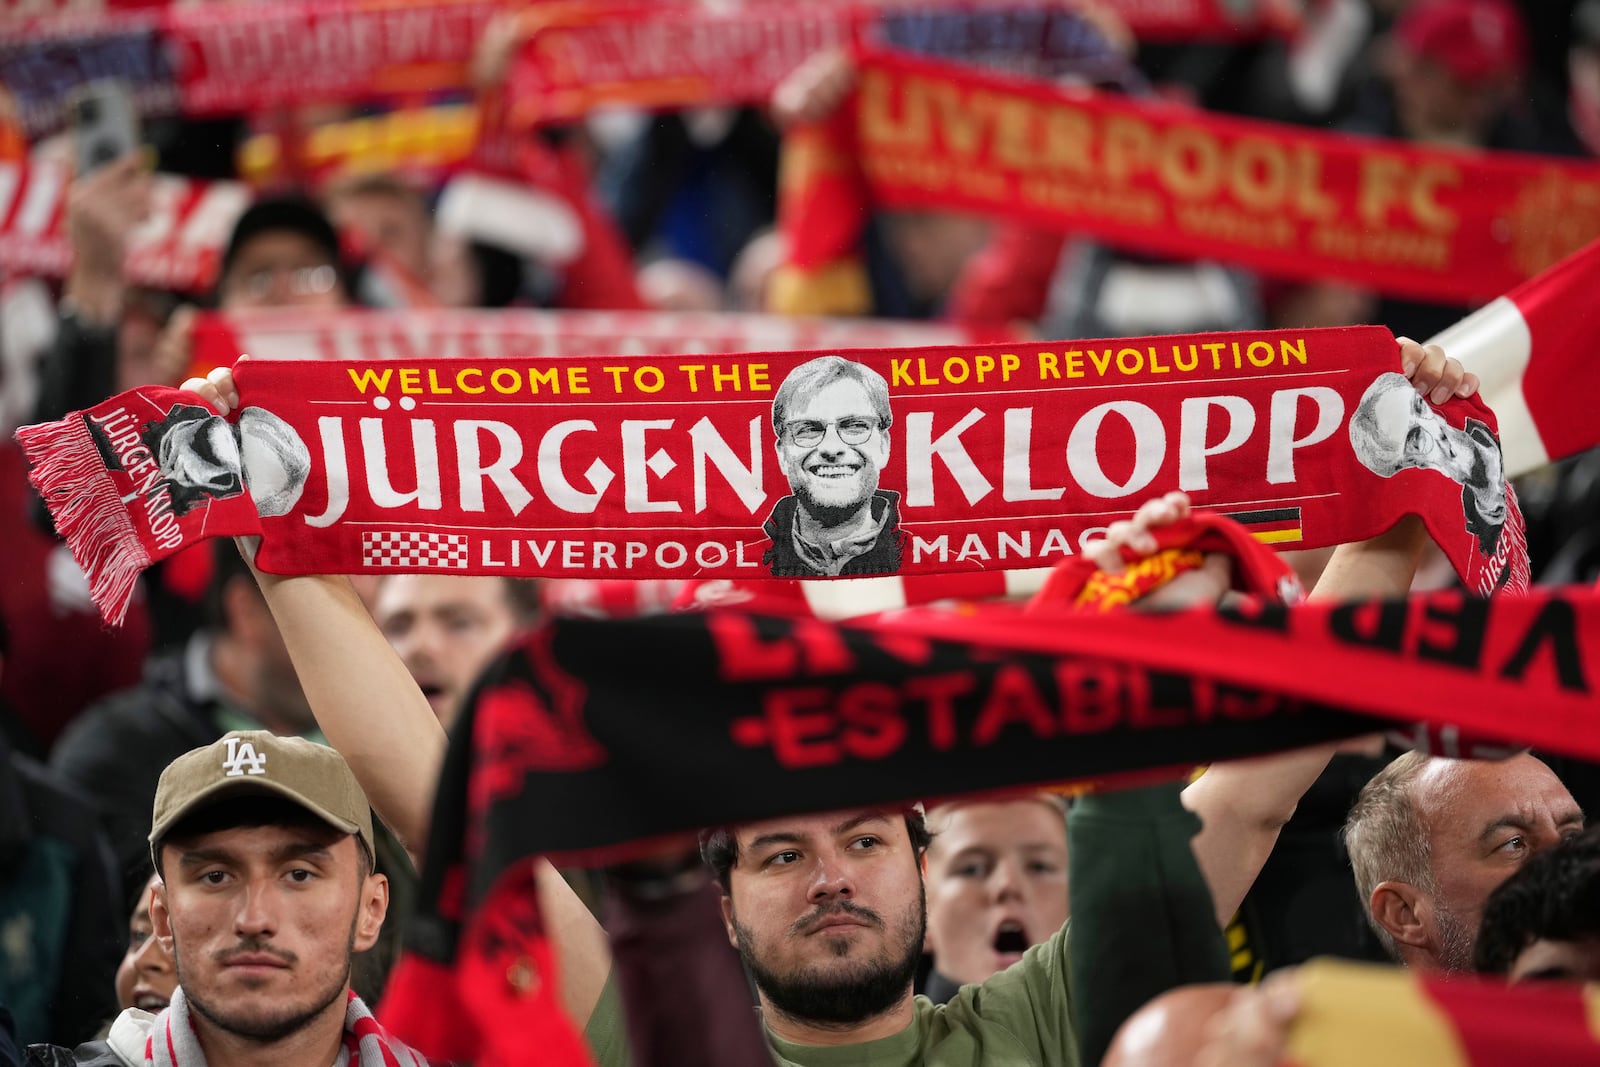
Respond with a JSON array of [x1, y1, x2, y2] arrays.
[[214, 939, 298, 967], [791, 901, 884, 937]]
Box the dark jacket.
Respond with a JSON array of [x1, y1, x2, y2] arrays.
[[49, 650, 218, 897], [21, 1042, 123, 1067], [0, 734, 122, 1046], [1067, 784, 1231, 1067], [761, 489, 905, 577]]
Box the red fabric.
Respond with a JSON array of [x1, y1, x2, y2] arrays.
[[1503, 237, 1600, 470], [777, 110, 871, 273], [187, 307, 1005, 375], [1028, 512, 1304, 612], [946, 225, 1066, 328], [823, 49, 1600, 305], [162, 0, 502, 115], [0, 159, 249, 293], [17, 327, 1529, 626], [1395, 0, 1528, 85], [0, 443, 150, 750]]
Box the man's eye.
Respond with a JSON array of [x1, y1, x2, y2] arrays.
[[954, 862, 989, 879], [1497, 835, 1527, 854], [1027, 861, 1061, 875], [849, 836, 880, 851], [200, 871, 229, 886], [766, 851, 800, 867], [286, 868, 315, 883]]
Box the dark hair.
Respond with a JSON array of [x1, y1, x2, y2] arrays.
[[700, 808, 932, 894], [1474, 826, 1600, 974], [500, 578, 542, 625], [217, 195, 345, 297], [154, 794, 372, 881], [771, 356, 893, 438]]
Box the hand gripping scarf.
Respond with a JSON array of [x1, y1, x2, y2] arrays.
[[15, 326, 1529, 625]]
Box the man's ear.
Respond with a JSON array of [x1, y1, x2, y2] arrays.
[[353, 872, 389, 953], [720, 893, 739, 950], [151, 877, 175, 954], [1371, 881, 1430, 949]]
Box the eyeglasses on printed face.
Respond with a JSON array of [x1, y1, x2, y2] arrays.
[[234, 263, 339, 300], [783, 416, 880, 448]]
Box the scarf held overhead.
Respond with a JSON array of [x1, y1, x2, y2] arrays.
[[779, 49, 1600, 306], [0, 0, 1281, 135], [17, 326, 1531, 624], [398, 582, 1599, 950]]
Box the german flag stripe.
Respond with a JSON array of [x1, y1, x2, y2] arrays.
[[1219, 506, 1302, 545]]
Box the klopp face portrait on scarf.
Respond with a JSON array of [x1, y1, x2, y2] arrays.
[[126, 403, 312, 519], [764, 356, 904, 577], [1349, 371, 1509, 554]]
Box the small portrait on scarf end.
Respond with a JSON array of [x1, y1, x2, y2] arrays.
[[762, 356, 905, 578], [1349, 372, 1508, 557], [138, 403, 311, 519]]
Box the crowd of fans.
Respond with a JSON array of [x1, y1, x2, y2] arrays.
[[2, 0, 1599, 1064]]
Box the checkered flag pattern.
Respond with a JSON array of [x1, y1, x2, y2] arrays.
[[361, 531, 469, 570]]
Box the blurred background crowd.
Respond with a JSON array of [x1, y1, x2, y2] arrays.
[[1, 0, 1599, 1062]]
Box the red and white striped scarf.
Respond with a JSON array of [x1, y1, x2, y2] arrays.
[[135, 988, 427, 1067]]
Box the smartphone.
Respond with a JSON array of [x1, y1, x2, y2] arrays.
[[69, 79, 141, 176]]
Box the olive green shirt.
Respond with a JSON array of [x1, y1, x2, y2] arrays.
[[767, 921, 1077, 1067], [587, 922, 1076, 1066]]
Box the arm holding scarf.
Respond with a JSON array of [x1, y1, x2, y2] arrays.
[[183, 364, 616, 1039], [1100, 339, 1465, 925]]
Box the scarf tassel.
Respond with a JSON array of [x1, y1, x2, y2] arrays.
[[15, 413, 150, 625]]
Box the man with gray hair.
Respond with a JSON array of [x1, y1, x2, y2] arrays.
[[763, 355, 904, 577], [1343, 750, 1583, 972]]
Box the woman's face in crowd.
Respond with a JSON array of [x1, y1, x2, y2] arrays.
[[923, 800, 1070, 987], [115, 874, 176, 1013]]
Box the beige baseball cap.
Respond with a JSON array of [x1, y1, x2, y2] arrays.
[[149, 731, 375, 864]]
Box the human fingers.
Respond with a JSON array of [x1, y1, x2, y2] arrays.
[[1132, 490, 1191, 529], [205, 364, 239, 412], [1398, 338, 1447, 402], [179, 375, 228, 415], [1084, 520, 1136, 573]]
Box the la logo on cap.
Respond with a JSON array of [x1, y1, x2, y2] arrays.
[[221, 736, 267, 778]]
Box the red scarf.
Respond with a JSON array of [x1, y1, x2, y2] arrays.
[[16, 327, 1528, 625], [776, 48, 1600, 308]]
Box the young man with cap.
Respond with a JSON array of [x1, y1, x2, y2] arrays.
[[25, 731, 426, 1067]]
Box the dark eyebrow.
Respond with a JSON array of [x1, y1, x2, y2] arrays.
[[1557, 809, 1586, 828], [176, 840, 335, 870], [831, 812, 894, 837], [1479, 816, 1535, 844], [745, 812, 891, 856], [745, 830, 806, 855]]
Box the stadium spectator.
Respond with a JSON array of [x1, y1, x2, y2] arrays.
[[25, 733, 422, 1066], [1343, 750, 1584, 972]]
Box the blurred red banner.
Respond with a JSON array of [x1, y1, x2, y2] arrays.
[[785, 49, 1600, 306]]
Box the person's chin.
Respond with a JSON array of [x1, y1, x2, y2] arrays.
[[798, 474, 873, 512]]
